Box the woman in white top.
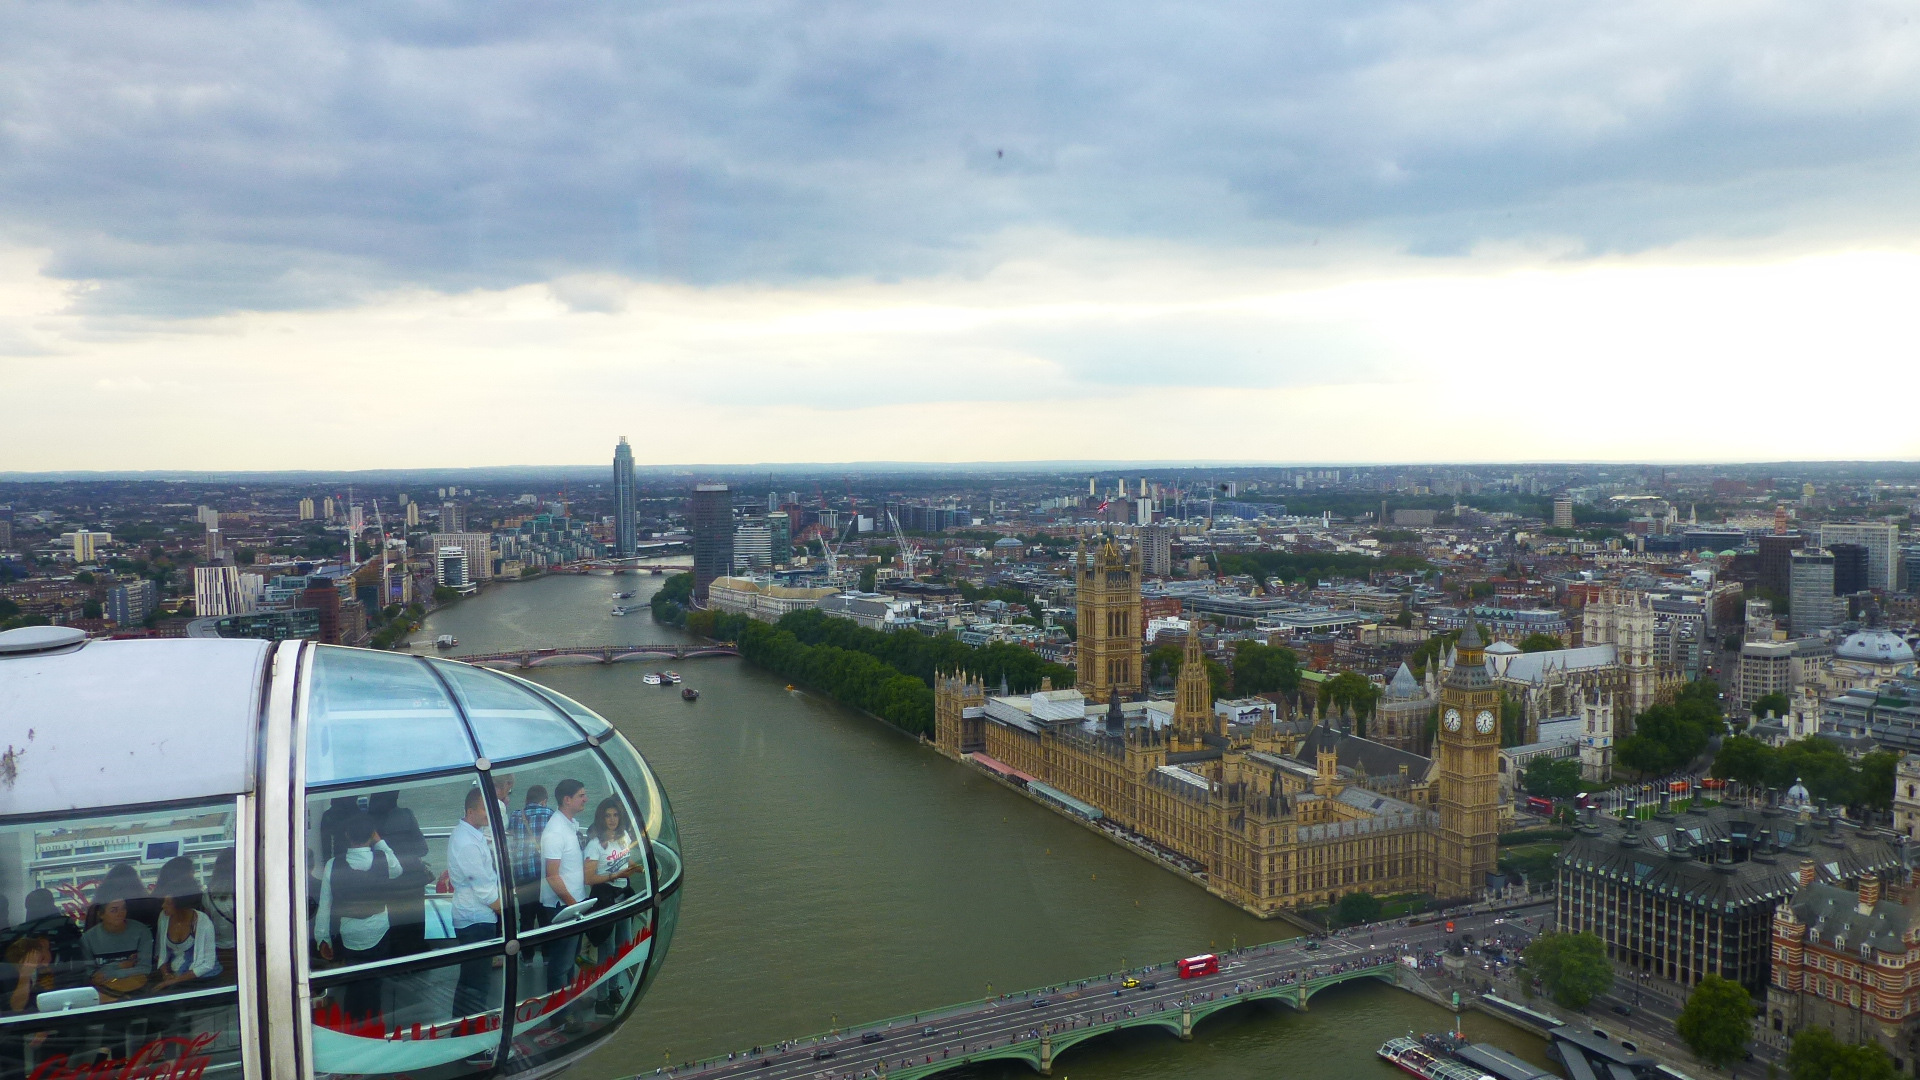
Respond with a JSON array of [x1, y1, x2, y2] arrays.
[[583, 797, 642, 1015], [153, 887, 218, 993]]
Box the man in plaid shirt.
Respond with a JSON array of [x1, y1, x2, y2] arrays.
[[506, 785, 554, 931]]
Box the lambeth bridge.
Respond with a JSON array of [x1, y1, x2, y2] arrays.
[[640, 904, 1546, 1080], [451, 644, 741, 668]]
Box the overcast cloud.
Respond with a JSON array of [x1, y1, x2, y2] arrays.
[[2, 0, 1919, 467]]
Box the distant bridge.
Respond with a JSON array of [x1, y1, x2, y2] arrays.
[[449, 644, 740, 668]]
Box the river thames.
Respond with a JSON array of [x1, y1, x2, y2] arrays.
[[418, 569, 1551, 1080]]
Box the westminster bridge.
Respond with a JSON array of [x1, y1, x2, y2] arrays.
[[448, 644, 741, 668], [641, 903, 1551, 1080]]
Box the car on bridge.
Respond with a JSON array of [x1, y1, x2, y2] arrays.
[[1031, 998, 1051, 1008], [861, 1033, 885, 1044], [813, 1048, 837, 1060], [1122, 977, 1139, 988]]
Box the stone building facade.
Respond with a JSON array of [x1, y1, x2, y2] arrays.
[[1768, 852, 1920, 1070], [1074, 537, 1142, 705]]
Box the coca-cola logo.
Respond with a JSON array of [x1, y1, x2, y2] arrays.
[[27, 1031, 217, 1080]]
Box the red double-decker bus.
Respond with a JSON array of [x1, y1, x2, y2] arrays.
[[1524, 796, 1554, 815], [1178, 954, 1219, 979]]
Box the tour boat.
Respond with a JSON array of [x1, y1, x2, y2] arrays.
[[643, 672, 664, 686], [434, 634, 457, 649], [612, 590, 636, 599], [1377, 1038, 1494, 1080], [662, 671, 682, 685], [681, 688, 699, 702], [785, 684, 796, 692]]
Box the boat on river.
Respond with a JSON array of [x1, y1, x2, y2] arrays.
[[1378, 1038, 1495, 1080], [612, 590, 636, 599], [681, 687, 699, 701], [650, 568, 664, 575], [643, 672, 664, 685], [434, 634, 457, 649], [662, 671, 682, 684], [611, 606, 630, 616]]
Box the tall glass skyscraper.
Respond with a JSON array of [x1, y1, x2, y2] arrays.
[[612, 436, 637, 557], [691, 483, 733, 602]]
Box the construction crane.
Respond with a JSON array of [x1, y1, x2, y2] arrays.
[[887, 509, 920, 581], [372, 498, 390, 609], [823, 517, 858, 584]]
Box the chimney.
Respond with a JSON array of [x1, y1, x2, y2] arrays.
[[1860, 875, 1883, 913], [1799, 858, 1817, 887], [1658, 789, 1671, 815]]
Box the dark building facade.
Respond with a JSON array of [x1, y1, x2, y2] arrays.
[[690, 483, 733, 602], [1831, 543, 1870, 597], [1760, 533, 1805, 599], [1557, 800, 1900, 992], [613, 436, 637, 558]]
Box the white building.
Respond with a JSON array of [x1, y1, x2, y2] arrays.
[[733, 521, 773, 571], [1818, 522, 1902, 593], [436, 546, 470, 588], [429, 532, 493, 581], [707, 576, 838, 623], [193, 565, 254, 618], [298, 497, 315, 520]]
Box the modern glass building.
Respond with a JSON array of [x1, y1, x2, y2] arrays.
[[0, 625, 680, 1080], [612, 437, 637, 559]]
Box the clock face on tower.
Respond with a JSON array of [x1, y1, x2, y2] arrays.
[[1443, 708, 1462, 732], [1475, 709, 1496, 734]]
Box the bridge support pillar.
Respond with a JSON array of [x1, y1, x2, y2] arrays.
[[1039, 1034, 1053, 1076], [520, 653, 532, 669], [1180, 1003, 1193, 1040], [1295, 986, 1309, 1011], [602, 649, 612, 664]]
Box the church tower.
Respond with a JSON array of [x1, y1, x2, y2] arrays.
[[1172, 623, 1215, 749], [1435, 623, 1501, 901], [1075, 536, 1143, 704]]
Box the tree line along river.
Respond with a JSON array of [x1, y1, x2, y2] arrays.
[[416, 568, 1550, 1080]]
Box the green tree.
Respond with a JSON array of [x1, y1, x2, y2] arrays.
[[858, 566, 877, 592], [1789, 1027, 1896, 1080], [1523, 931, 1613, 1009], [433, 585, 461, 604], [1231, 641, 1300, 697], [1711, 736, 1776, 787], [74, 571, 96, 585], [1336, 891, 1382, 926], [1523, 757, 1584, 799], [1318, 671, 1382, 729], [1676, 974, 1754, 1067], [1519, 633, 1565, 653], [82, 599, 103, 620], [1751, 692, 1792, 719]]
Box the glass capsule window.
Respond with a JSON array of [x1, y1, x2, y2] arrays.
[[0, 800, 242, 1079], [300, 647, 677, 1080]]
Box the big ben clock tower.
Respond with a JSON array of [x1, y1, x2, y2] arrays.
[[1436, 623, 1501, 901]]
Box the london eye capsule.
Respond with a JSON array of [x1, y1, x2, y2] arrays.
[[0, 626, 681, 1079]]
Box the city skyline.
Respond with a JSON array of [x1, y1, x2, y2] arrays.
[[4, 5, 1920, 469]]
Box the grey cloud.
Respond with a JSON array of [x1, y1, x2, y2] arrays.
[[1, 0, 1917, 316]]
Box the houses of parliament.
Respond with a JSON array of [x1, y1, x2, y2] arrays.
[[934, 536, 1503, 918]]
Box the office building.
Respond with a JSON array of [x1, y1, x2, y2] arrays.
[[441, 502, 465, 532], [1553, 495, 1574, 529], [1819, 522, 1902, 593], [194, 565, 253, 619], [297, 577, 344, 644], [1141, 523, 1174, 577], [691, 483, 733, 603], [71, 530, 107, 563], [106, 579, 157, 627], [1829, 543, 1870, 597], [429, 532, 493, 582], [733, 520, 773, 571], [766, 511, 791, 567], [1790, 549, 1839, 634], [1758, 533, 1803, 598], [298, 497, 315, 520], [436, 547, 470, 588], [1738, 640, 1796, 712], [0, 519, 11, 551], [1561, 802, 1899, 994], [612, 436, 637, 558]]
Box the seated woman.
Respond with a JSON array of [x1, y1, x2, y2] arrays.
[[85, 863, 160, 931], [2, 936, 53, 1014], [80, 897, 153, 1000], [152, 881, 218, 994]]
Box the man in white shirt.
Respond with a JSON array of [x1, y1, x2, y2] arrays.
[[449, 786, 503, 1018], [540, 778, 590, 998]]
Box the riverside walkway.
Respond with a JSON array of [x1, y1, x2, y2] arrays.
[[646, 902, 1551, 1080]]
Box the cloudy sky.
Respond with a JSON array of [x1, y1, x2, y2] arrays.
[[4, 0, 1919, 470]]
